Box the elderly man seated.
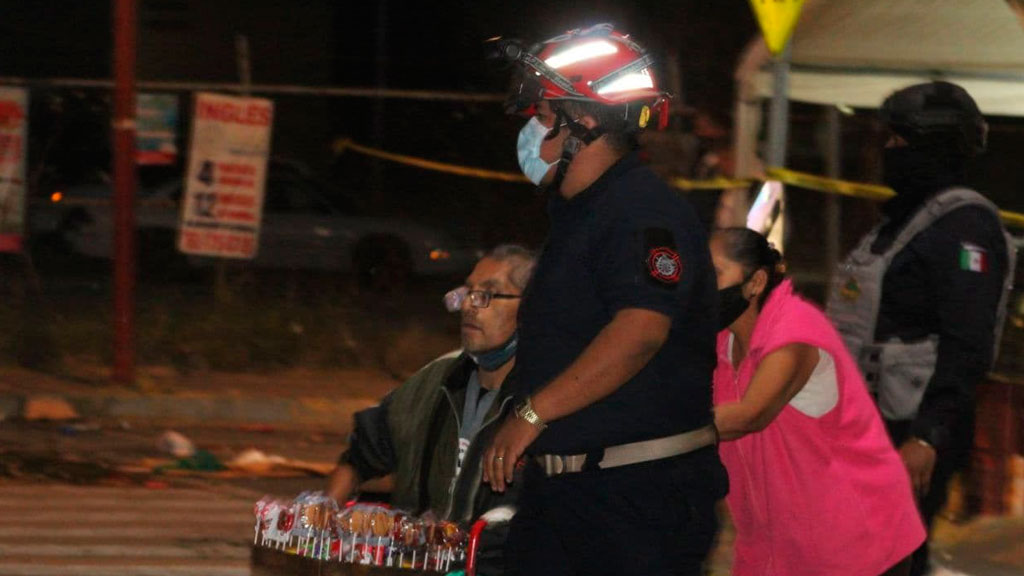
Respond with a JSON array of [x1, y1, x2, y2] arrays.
[[326, 244, 536, 574]]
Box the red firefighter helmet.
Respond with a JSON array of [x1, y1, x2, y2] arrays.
[[493, 23, 670, 129]]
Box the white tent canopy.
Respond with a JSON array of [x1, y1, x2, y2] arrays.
[[751, 0, 1024, 117], [726, 0, 1024, 272]]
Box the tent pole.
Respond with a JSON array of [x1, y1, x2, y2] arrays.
[[766, 43, 790, 167], [765, 43, 790, 252], [824, 105, 842, 289]]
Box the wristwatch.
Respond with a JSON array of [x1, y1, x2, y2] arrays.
[[515, 396, 547, 430]]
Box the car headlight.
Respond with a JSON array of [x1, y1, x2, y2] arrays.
[[429, 249, 451, 261]]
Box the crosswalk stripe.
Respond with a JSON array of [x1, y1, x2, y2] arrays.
[[12, 511, 253, 523], [0, 542, 249, 558], [0, 499, 249, 509], [0, 559, 248, 576], [0, 526, 253, 538], [0, 482, 256, 576]]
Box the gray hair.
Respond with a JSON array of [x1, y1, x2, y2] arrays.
[[485, 244, 537, 291]]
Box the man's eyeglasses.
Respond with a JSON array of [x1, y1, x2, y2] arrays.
[[444, 286, 521, 312]]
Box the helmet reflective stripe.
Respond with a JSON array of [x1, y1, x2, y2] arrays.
[[545, 40, 619, 69], [541, 22, 615, 45], [596, 71, 655, 96], [592, 54, 656, 95], [518, 52, 582, 97]]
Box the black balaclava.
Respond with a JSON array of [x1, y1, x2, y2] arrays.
[[881, 138, 967, 227], [877, 81, 984, 233]]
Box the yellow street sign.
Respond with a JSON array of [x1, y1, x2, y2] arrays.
[[749, 0, 806, 55]]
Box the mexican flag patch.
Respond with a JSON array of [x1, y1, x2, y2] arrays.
[[959, 243, 988, 273]]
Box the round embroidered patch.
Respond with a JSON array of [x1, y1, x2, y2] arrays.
[[647, 247, 682, 283]]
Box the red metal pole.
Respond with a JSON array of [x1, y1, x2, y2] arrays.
[[112, 0, 137, 385]]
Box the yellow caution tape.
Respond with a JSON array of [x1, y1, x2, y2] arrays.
[[766, 167, 1024, 229], [671, 176, 754, 191], [998, 210, 1024, 230], [333, 138, 529, 184], [332, 138, 1024, 229], [765, 167, 896, 202]]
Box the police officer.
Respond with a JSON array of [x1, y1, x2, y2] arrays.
[[482, 24, 727, 576], [827, 81, 1016, 576]]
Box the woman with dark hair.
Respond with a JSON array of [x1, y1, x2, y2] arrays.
[[710, 227, 924, 576]]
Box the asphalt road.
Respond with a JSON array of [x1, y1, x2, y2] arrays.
[[3, 418, 1021, 576]]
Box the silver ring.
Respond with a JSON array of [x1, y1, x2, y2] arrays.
[[495, 456, 504, 461]]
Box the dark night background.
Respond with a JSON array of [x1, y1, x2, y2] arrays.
[[0, 1, 759, 248], [1, 1, 1020, 256]]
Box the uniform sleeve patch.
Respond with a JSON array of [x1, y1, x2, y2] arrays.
[[958, 242, 989, 273], [643, 227, 683, 287], [647, 247, 682, 284]]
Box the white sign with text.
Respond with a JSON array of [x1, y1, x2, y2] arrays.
[[179, 92, 274, 259]]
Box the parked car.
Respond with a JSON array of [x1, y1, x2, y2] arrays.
[[29, 161, 479, 284]]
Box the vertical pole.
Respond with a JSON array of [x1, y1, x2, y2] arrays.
[[235, 35, 251, 92], [765, 42, 790, 253], [766, 43, 791, 167], [112, 0, 137, 385], [371, 0, 387, 208], [210, 34, 253, 303], [824, 106, 842, 284]]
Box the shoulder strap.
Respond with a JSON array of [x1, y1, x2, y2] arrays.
[[993, 232, 1019, 365], [885, 188, 1000, 261]]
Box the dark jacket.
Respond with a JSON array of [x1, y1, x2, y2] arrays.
[[340, 351, 520, 522], [872, 200, 1010, 455]]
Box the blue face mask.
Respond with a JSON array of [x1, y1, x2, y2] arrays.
[[468, 331, 518, 371], [517, 117, 556, 185]]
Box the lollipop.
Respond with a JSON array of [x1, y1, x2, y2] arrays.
[[436, 521, 462, 572], [358, 506, 378, 565], [254, 498, 286, 547], [253, 497, 275, 545], [277, 505, 296, 550], [333, 507, 354, 562], [299, 496, 336, 560], [369, 508, 394, 566], [335, 506, 363, 562], [422, 518, 442, 571], [401, 517, 425, 569], [388, 512, 413, 568], [385, 511, 406, 567]]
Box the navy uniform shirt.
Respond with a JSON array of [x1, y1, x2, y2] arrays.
[[515, 153, 719, 455]]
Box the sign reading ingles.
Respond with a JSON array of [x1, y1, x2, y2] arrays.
[[179, 92, 274, 259]]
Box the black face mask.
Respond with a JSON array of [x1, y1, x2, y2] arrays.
[[882, 145, 964, 197], [718, 282, 751, 330]]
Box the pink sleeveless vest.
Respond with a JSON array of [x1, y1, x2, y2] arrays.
[[714, 280, 925, 576]]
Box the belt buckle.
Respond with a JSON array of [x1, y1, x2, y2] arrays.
[[544, 454, 566, 476]]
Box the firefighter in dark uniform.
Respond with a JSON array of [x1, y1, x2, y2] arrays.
[[482, 24, 728, 576], [827, 81, 1016, 576]]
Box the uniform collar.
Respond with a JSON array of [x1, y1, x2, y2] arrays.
[[550, 151, 641, 210]]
